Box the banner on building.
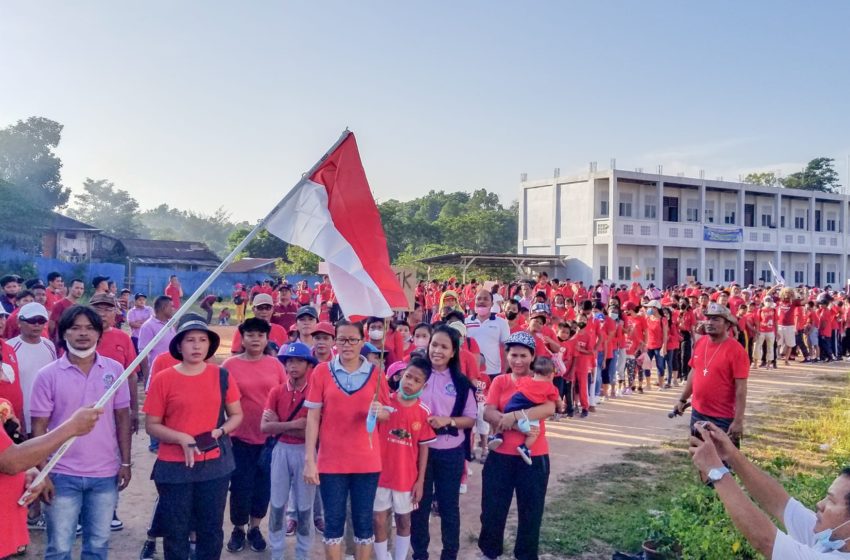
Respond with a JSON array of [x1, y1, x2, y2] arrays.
[[703, 226, 743, 243]]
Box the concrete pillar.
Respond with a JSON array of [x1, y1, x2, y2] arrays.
[[810, 252, 816, 285], [699, 246, 706, 284], [809, 196, 816, 232], [737, 187, 745, 227], [608, 243, 617, 283], [657, 179, 664, 227], [737, 248, 745, 285], [657, 244, 664, 286], [842, 200, 848, 286]]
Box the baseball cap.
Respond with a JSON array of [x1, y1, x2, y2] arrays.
[[530, 302, 550, 318], [312, 321, 335, 337], [277, 342, 318, 366], [361, 342, 381, 357], [645, 300, 661, 309], [504, 331, 536, 353], [252, 293, 274, 307], [91, 275, 109, 288], [447, 321, 467, 338], [18, 302, 49, 321], [89, 293, 118, 307], [704, 302, 737, 324], [134, 292, 147, 299], [296, 306, 318, 320]]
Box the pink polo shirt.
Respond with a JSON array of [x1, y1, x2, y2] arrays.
[[29, 354, 130, 478]]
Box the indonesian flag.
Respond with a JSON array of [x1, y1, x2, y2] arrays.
[[265, 132, 406, 318]]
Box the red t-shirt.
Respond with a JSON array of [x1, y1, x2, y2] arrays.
[[818, 307, 836, 336], [515, 375, 560, 404], [377, 393, 436, 492], [97, 328, 138, 372], [572, 329, 594, 372], [559, 339, 576, 382], [757, 308, 777, 333], [271, 302, 298, 331], [487, 374, 551, 457], [223, 355, 285, 445], [645, 316, 667, 349], [530, 332, 553, 359], [0, 429, 27, 557], [297, 289, 312, 306], [305, 361, 389, 474], [689, 337, 749, 418], [625, 315, 647, 356], [0, 342, 23, 421], [459, 347, 481, 381], [164, 284, 182, 309], [265, 378, 310, 444], [150, 352, 180, 377], [143, 364, 241, 462], [230, 323, 288, 353], [49, 299, 75, 338]]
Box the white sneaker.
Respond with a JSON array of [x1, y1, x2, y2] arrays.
[[459, 483, 468, 494]]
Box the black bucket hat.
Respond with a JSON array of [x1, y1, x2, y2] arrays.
[[169, 316, 220, 360]]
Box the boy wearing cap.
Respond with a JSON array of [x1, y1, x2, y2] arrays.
[[230, 294, 288, 354], [311, 322, 336, 363], [262, 342, 317, 560], [294, 306, 318, 348], [223, 319, 286, 553]]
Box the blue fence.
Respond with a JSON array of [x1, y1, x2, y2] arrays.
[[0, 249, 320, 300]]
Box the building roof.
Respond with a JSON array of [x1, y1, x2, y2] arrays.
[[224, 258, 277, 273], [117, 238, 220, 266], [49, 213, 101, 232], [417, 252, 567, 267]]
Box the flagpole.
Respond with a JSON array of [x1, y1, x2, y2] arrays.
[[19, 128, 353, 504]]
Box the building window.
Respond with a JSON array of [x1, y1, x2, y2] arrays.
[[618, 193, 633, 218], [600, 265, 608, 280], [618, 266, 631, 281], [645, 267, 656, 281], [761, 214, 772, 227], [705, 208, 715, 224], [794, 216, 805, 229], [781, 215, 786, 228], [724, 269, 735, 282], [686, 207, 699, 222], [707, 268, 715, 282], [684, 228, 694, 239], [644, 203, 657, 219], [686, 267, 698, 279], [600, 200, 609, 217], [794, 270, 804, 283], [761, 270, 771, 282], [623, 224, 634, 235], [640, 225, 651, 236], [827, 219, 836, 232], [827, 271, 836, 284]]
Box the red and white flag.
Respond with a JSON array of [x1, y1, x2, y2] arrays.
[[265, 132, 406, 318]]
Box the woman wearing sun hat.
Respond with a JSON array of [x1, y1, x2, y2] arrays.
[[478, 331, 556, 560], [144, 318, 244, 560]]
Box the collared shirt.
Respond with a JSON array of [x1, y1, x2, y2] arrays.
[[127, 305, 153, 337], [420, 368, 477, 450], [6, 336, 56, 433], [265, 376, 310, 444], [465, 314, 510, 375], [325, 355, 373, 393], [137, 316, 174, 365], [29, 353, 130, 478]]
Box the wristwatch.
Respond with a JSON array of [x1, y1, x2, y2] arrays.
[[449, 418, 457, 428], [706, 466, 730, 488]]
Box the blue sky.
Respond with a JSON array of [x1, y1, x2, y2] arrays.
[[2, 1, 849, 222]]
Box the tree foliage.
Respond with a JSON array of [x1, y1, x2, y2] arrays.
[[69, 178, 147, 238], [781, 158, 841, 193], [0, 179, 52, 251], [139, 204, 245, 256], [742, 172, 780, 187], [276, 245, 320, 276], [227, 228, 288, 259], [0, 117, 69, 208]]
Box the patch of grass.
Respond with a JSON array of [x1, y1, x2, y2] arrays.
[[542, 369, 850, 559]]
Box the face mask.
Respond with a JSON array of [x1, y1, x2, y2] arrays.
[[646, 309, 655, 316], [414, 338, 429, 349], [399, 387, 424, 401], [679, 304, 688, 310], [555, 302, 565, 308], [475, 306, 490, 316], [814, 519, 850, 553], [368, 329, 383, 341], [66, 344, 97, 359], [576, 323, 587, 330], [506, 311, 518, 320], [610, 313, 619, 321]]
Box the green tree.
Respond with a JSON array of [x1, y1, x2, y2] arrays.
[[226, 228, 288, 259], [139, 204, 243, 256], [781, 158, 841, 193], [0, 179, 51, 251], [0, 117, 69, 208], [69, 178, 147, 238], [742, 172, 780, 187], [276, 245, 321, 276]]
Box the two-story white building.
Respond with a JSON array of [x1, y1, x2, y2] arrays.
[[519, 169, 849, 288]]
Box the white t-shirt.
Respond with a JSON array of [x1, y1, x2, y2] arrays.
[[7, 336, 57, 433], [465, 314, 509, 375], [491, 293, 504, 314], [773, 498, 850, 559]]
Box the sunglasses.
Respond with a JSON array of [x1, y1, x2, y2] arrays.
[[21, 317, 47, 325]]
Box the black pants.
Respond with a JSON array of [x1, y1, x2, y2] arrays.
[[478, 451, 550, 560], [679, 332, 692, 379], [411, 445, 465, 560], [552, 378, 573, 415], [229, 438, 271, 526], [155, 475, 229, 560]]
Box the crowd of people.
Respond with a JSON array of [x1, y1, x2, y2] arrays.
[[1, 268, 849, 559]]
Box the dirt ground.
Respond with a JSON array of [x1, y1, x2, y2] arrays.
[[24, 327, 842, 559]]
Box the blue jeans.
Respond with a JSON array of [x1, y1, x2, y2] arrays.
[[46, 474, 118, 560], [646, 348, 666, 377], [319, 472, 379, 543]]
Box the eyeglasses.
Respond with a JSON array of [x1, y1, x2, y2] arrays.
[[254, 305, 273, 310], [335, 337, 362, 346]]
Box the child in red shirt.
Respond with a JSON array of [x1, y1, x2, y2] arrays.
[[373, 358, 436, 560], [486, 357, 560, 464], [556, 321, 576, 417]]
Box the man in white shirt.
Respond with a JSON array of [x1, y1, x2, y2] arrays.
[[465, 289, 509, 379], [691, 421, 850, 558], [6, 301, 56, 434]]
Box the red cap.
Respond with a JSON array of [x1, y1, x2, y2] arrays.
[[312, 321, 335, 337]]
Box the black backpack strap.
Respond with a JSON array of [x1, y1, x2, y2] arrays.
[[217, 367, 228, 427]]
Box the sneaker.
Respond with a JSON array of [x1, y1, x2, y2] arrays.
[[486, 434, 503, 451], [313, 518, 325, 535], [580, 410, 589, 418], [516, 444, 533, 465], [111, 512, 124, 532], [663, 383, 671, 389], [285, 519, 297, 537], [623, 388, 632, 395], [459, 483, 468, 494], [637, 386, 644, 394], [140, 539, 157, 560], [588, 406, 597, 413], [27, 514, 46, 531], [247, 527, 267, 552], [467, 464, 473, 476], [76, 523, 82, 537], [227, 527, 246, 552]]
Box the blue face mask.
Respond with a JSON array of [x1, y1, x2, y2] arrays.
[[814, 519, 850, 553]]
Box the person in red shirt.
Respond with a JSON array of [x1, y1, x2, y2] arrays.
[[303, 320, 390, 559], [48, 279, 84, 342], [230, 294, 288, 354], [233, 283, 248, 324], [262, 340, 317, 558], [296, 281, 312, 306], [753, 297, 778, 369], [143, 318, 244, 560], [372, 357, 437, 560], [164, 275, 183, 310], [270, 285, 298, 331], [662, 307, 682, 388], [643, 300, 668, 389], [571, 317, 594, 416], [622, 302, 647, 394], [817, 299, 837, 362], [675, 302, 749, 446], [222, 318, 286, 553]]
